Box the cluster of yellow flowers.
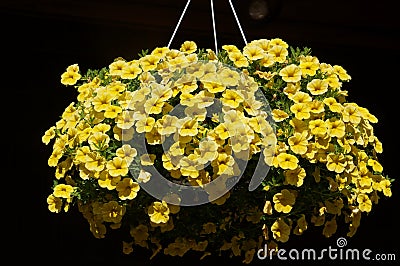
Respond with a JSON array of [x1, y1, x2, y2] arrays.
[[43, 38, 392, 264]]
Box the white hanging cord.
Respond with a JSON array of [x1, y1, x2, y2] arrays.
[[210, 0, 218, 55], [228, 0, 248, 45], [167, 0, 192, 48]]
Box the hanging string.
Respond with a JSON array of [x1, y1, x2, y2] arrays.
[[167, 0, 192, 48], [210, 0, 218, 55], [228, 0, 248, 45], [167, 0, 247, 50]]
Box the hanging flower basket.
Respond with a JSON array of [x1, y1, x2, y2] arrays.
[[43, 37, 393, 264]]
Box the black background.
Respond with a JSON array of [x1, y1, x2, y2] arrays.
[[4, 0, 399, 265]]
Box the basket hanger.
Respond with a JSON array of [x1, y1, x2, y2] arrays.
[[167, 0, 248, 54]]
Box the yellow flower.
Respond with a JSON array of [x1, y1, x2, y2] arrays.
[[292, 91, 312, 104], [151, 83, 174, 102], [140, 154, 156, 166], [267, 45, 288, 63], [276, 153, 299, 170], [271, 218, 291, 242], [260, 54, 275, 67], [107, 81, 126, 94], [61, 64, 81, 85], [269, 38, 288, 48], [42, 126, 56, 145], [101, 201, 126, 223], [272, 109, 289, 122], [379, 179, 392, 197], [53, 184, 74, 199], [323, 97, 343, 113], [109, 60, 127, 76], [92, 123, 111, 134], [121, 61, 142, 80], [288, 132, 308, 155], [322, 217, 337, 237], [116, 178, 140, 200], [122, 241, 133, 255], [299, 55, 319, 76], [359, 106, 378, 123], [202, 222, 217, 234], [88, 131, 110, 151], [92, 91, 115, 112], [66, 63, 79, 73], [290, 117, 308, 134], [326, 118, 346, 138], [211, 191, 230, 205], [307, 79, 328, 95], [179, 118, 198, 137], [263, 200, 273, 215], [203, 81, 225, 93], [130, 224, 149, 242], [222, 44, 240, 53], [309, 119, 327, 136], [219, 68, 240, 86], [168, 55, 188, 71], [279, 64, 302, 83], [311, 213, 325, 226], [326, 73, 342, 89], [309, 100, 325, 114], [213, 153, 235, 176], [116, 144, 137, 165], [249, 38, 270, 51], [221, 89, 244, 108], [144, 97, 165, 115], [367, 159, 383, 172], [180, 93, 196, 107], [248, 116, 270, 134], [243, 44, 265, 61], [98, 171, 120, 190], [320, 62, 333, 73], [180, 40, 197, 54], [47, 194, 63, 213], [325, 198, 344, 215], [284, 167, 306, 187], [104, 104, 122, 119], [333, 65, 351, 81], [357, 194, 372, 212], [198, 139, 219, 163], [243, 249, 256, 264], [290, 103, 311, 120], [156, 115, 180, 136], [106, 157, 129, 177], [342, 103, 361, 125], [184, 104, 205, 123], [89, 220, 107, 238], [214, 124, 230, 140], [55, 158, 72, 179], [273, 189, 296, 213], [151, 46, 170, 58], [164, 241, 190, 257], [180, 154, 202, 179], [228, 51, 249, 68], [139, 54, 160, 72], [148, 201, 170, 224], [326, 153, 347, 173], [246, 207, 263, 223], [137, 169, 152, 183], [293, 215, 308, 235], [115, 110, 135, 129]]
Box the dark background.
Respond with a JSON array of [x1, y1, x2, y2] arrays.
[[4, 0, 399, 265]]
